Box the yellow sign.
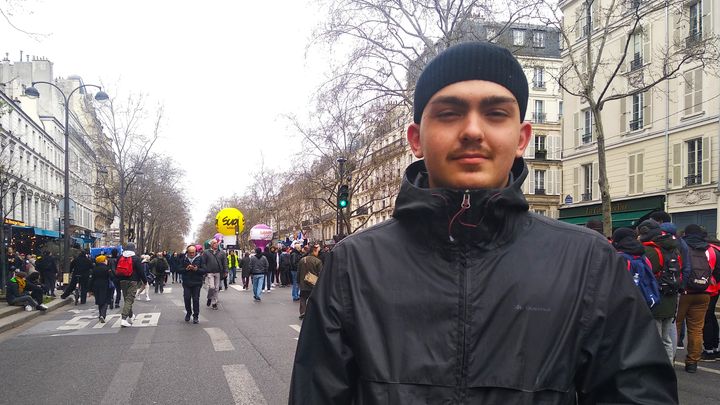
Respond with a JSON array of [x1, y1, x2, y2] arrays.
[[215, 208, 244, 236]]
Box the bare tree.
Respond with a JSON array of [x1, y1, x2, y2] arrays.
[[0, 99, 22, 289], [541, 0, 718, 235]]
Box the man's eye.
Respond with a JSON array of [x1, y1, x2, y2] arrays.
[[437, 110, 460, 118], [488, 110, 510, 118]]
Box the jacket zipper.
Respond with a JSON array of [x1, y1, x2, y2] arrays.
[[457, 192, 471, 402]]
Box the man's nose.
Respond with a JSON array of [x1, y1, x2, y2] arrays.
[[460, 112, 485, 142]]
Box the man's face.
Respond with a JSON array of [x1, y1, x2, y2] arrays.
[[210, 240, 218, 250], [407, 80, 531, 189], [187, 247, 196, 258]]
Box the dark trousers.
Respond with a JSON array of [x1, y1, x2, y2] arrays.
[[154, 274, 165, 293], [62, 276, 89, 303], [222, 275, 228, 290], [265, 271, 273, 289], [280, 269, 290, 286], [98, 303, 108, 318], [114, 282, 122, 306], [183, 284, 201, 318], [703, 294, 719, 351], [242, 275, 249, 289], [300, 290, 311, 316], [42, 273, 56, 295]]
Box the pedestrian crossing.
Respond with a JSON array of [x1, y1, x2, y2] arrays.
[[223, 364, 269, 405]]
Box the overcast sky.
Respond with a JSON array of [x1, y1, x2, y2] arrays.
[[0, 0, 328, 240]]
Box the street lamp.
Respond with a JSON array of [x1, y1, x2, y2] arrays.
[[25, 81, 108, 278]]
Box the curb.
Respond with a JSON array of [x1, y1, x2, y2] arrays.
[[0, 297, 72, 334]]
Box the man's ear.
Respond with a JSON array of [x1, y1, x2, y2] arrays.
[[515, 122, 533, 158], [407, 123, 424, 159]]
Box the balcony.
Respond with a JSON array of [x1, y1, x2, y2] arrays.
[[581, 192, 592, 201], [685, 174, 702, 186], [534, 188, 546, 195], [686, 31, 702, 48], [630, 55, 643, 71], [581, 131, 593, 144], [629, 118, 643, 131], [534, 149, 547, 160], [533, 112, 547, 124], [533, 81, 546, 89]]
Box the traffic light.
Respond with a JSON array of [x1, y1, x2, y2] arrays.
[[338, 184, 349, 208]]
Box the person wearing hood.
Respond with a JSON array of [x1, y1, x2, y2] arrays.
[[115, 243, 147, 328], [637, 219, 681, 365], [61, 250, 93, 303], [289, 41, 677, 404], [91, 255, 114, 323], [678, 225, 720, 373]]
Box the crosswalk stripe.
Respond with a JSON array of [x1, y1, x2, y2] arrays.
[[204, 327, 235, 351], [100, 362, 143, 405], [230, 285, 245, 291], [289, 324, 301, 333], [222, 364, 268, 405], [674, 361, 720, 375]]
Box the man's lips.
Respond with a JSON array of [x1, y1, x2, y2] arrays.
[[451, 153, 488, 164]]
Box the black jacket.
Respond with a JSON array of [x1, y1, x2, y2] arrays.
[[90, 263, 113, 305], [290, 159, 677, 404], [178, 254, 205, 287], [249, 254, 268, 275], [70, 254, 93, 278]]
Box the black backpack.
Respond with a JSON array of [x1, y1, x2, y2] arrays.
[[686, 246, 716, 292], [643, 242, 682, 296]]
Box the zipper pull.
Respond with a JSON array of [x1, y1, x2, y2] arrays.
[[461, 191, 471, 209]]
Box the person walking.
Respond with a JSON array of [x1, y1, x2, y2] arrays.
[[61, 250, 93, 303], [297, 244, 322, 319], [289, 244, 302, 302], [115, 243, 147, 328], [201, 239, 227, 310], [240, 251, 251, 290], [152, 252, 169, 293], [91, 255, 114, 323], [279, 246, 292, 288], [179, 245, 205, 324], [249, 248, 268, 302], [36, 251, 58, 296], [289, 41, 676, 404], [227, 250, 239, 284], [264, 246, 277, 292]]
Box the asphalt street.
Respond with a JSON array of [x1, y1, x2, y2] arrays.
[[0, 282, 718, 405]]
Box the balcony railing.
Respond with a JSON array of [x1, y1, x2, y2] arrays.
[[581, 192, 592, 201], [534, 188, 546, 195], [629, 118, 643, 131], [630, 55, 643, 71], [685, 174, 702, 186], [534, 150, 547, 160], [533, 112, 547, 123], [686, 31, 702, 48], [581, 131, 593, 144], [533, 81, 546, 89]]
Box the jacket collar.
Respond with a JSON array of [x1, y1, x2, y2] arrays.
[[393, 159, 529, 250]]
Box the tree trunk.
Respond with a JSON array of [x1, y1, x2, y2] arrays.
[[592, 106, 612, 237]]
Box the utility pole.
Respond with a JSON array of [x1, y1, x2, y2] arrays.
[[336, 157, 346, 239]]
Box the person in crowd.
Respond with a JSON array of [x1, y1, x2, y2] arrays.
[[264, 246, 277, 292], [151, 252, 169, 294], [279, 246, 292, 288], [201, 239, 227, 310], [240, 251, 251, 290], [5, 271, 47, 311], [290, 243, 302, 302], [136, 254, 153, 301], [61, 250, 93, 304], [108, 248, 122, 309], [169, 251, 180, 283], [25, 271, 47, 307], [179, 244, 205, 324], [228, 250, 239, 285], [25, 254, 37, 274], [678, 224, 720, 373], [637, 219, 681, 364], [115, 242, 147, 328], [91, 255, 114, 323], [36, 251, 58, 296], [6, 246, 22, 275], [297, 244, 322, 320], [249, 247, 268, 302], [290, 41, 677, 404]]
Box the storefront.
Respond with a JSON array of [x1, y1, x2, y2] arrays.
[[558, 195, 665, 230]]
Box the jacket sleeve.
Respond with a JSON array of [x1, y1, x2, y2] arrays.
[[289, 248, 357, 404], [576, 245, 678, 404]]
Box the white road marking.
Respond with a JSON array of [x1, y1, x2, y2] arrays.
[[674, 361, 720, 375], [204, 327, 235, 351], [290, 324, 301, 340], [93, 314, 121, 328], [222, 364, 268, 405], [131, 327, 155, 350], [230, 285, 245, 291], [171, 298, 184, 307], [163, 287, 173, 294], [100, 362, 143, 405]]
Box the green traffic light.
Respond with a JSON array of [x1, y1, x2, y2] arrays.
[[339, 200, 348, 208]]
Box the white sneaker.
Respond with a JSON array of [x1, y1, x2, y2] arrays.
[[24, 305, 33, 312], [131, 314, 137, 322], [121, 319, 132, 327], [37, 304, 48, 311]]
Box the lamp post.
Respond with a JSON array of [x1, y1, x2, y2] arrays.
[[336, 157, 347, 238], [25, 82, 108, 277]]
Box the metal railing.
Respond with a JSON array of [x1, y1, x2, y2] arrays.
[[686, 31, 702, 48], [581, 192, 592, 201], [533, 112, 547, 123], [630, 55, 643, 71], [629, 118, 643, 131], [685, 174, 702, 186], [534, 188, 546, 195]]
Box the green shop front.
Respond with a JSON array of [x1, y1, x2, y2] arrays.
[[558, 195, 665, 230]]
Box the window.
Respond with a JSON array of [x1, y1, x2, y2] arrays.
[[532, 31, 546, 48], [582, 109, 593, 144], [534, 170, 546, 194], [533, 67, 545, 88], [558, 101, 564, 119], [486, 28, 497, 41], [535, 134, 547, 152], [534, 209, 548, 216], [630, 93, 643, 130], [686, 138, 703, 185], [630, 30, 643, 70], [582, 164, 593, 200], [684, 68, 703, 115], [534, 100, 546, 123], [689, 0, 703, 41], [628, 153, 644, 194], [513, 29, 525, 46]]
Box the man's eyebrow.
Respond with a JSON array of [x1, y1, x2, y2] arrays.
[[429, 95, 517, 108]]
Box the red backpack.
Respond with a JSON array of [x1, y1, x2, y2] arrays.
[[115, 256, 134, 277]]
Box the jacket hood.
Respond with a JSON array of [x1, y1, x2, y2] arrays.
[[614, 238, 645, 255], [122, 250, 135, 258], [393, 158, 529, 250], [684, 234, 708, 250], [652, 233, 679, 251]]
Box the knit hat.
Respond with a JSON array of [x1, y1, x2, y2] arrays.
[[637, 219, 662, 242], [684, 224, 706, 236], [413, 41, 529, 124], [612, 227, 637, 245], [659, 222, 677, 236], [95, 255, 107, 264], [125, 242, 136, 252]]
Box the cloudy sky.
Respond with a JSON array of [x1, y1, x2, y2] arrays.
[[0, 0, 329, 239]]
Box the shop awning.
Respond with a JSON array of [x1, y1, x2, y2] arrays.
[[33, 227, 60, 238], [559, 209, 654, 228]]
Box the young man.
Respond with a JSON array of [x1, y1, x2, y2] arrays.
[[297, 244, 322, 320], [5, 271, 47, 311], [290, 42, 677, 404], [115, 242, 147, 328]]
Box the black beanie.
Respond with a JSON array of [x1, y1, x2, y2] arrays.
[[413, 41, 529, 124], [612, 227, 637, 245], [684, 224, 706, 236], [637, 219, 662, 242]]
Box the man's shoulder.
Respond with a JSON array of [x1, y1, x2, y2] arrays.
[[528, 214, 610, 245]]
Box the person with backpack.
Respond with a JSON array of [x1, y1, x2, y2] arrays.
[[612, 227, 660, 308], [678, 224, 720, 373], [637, 220, 681, 364], [151, 252, 169, 294], [115, 242, 147, 328]]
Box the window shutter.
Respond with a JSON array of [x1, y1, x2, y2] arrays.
[[529, 169, 536, 194], [553, 134, 562, 160], [619, 39, 627, 74], [592, 162, 599, 199], [575, 7, 582, 40], [526, 133, 536, 158], [694, 70, 703, 113], [573, 112, 579, 147], [573, 166, 579, 201], [592, 0, 600, 30], [522, 171, 530, 194], [684, 72, 693, 115], [548, 169, 555, 195], [671, 142, 682, 188], [643, 90, 652, 127], [637, 153, 644, 193], [629, 154, 636, 194], [673, 9, 683, 45], [702, 136, 711, 184], [620, 97, 627, 132], [554, 169, 561, 196], [703, 0, 712, 36], [643, 24, 651, 63]]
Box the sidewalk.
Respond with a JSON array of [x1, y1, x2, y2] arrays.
[[0, 296, 72, 334]]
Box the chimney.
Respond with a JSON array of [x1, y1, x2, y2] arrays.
[[19, 50, 23, 62]]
